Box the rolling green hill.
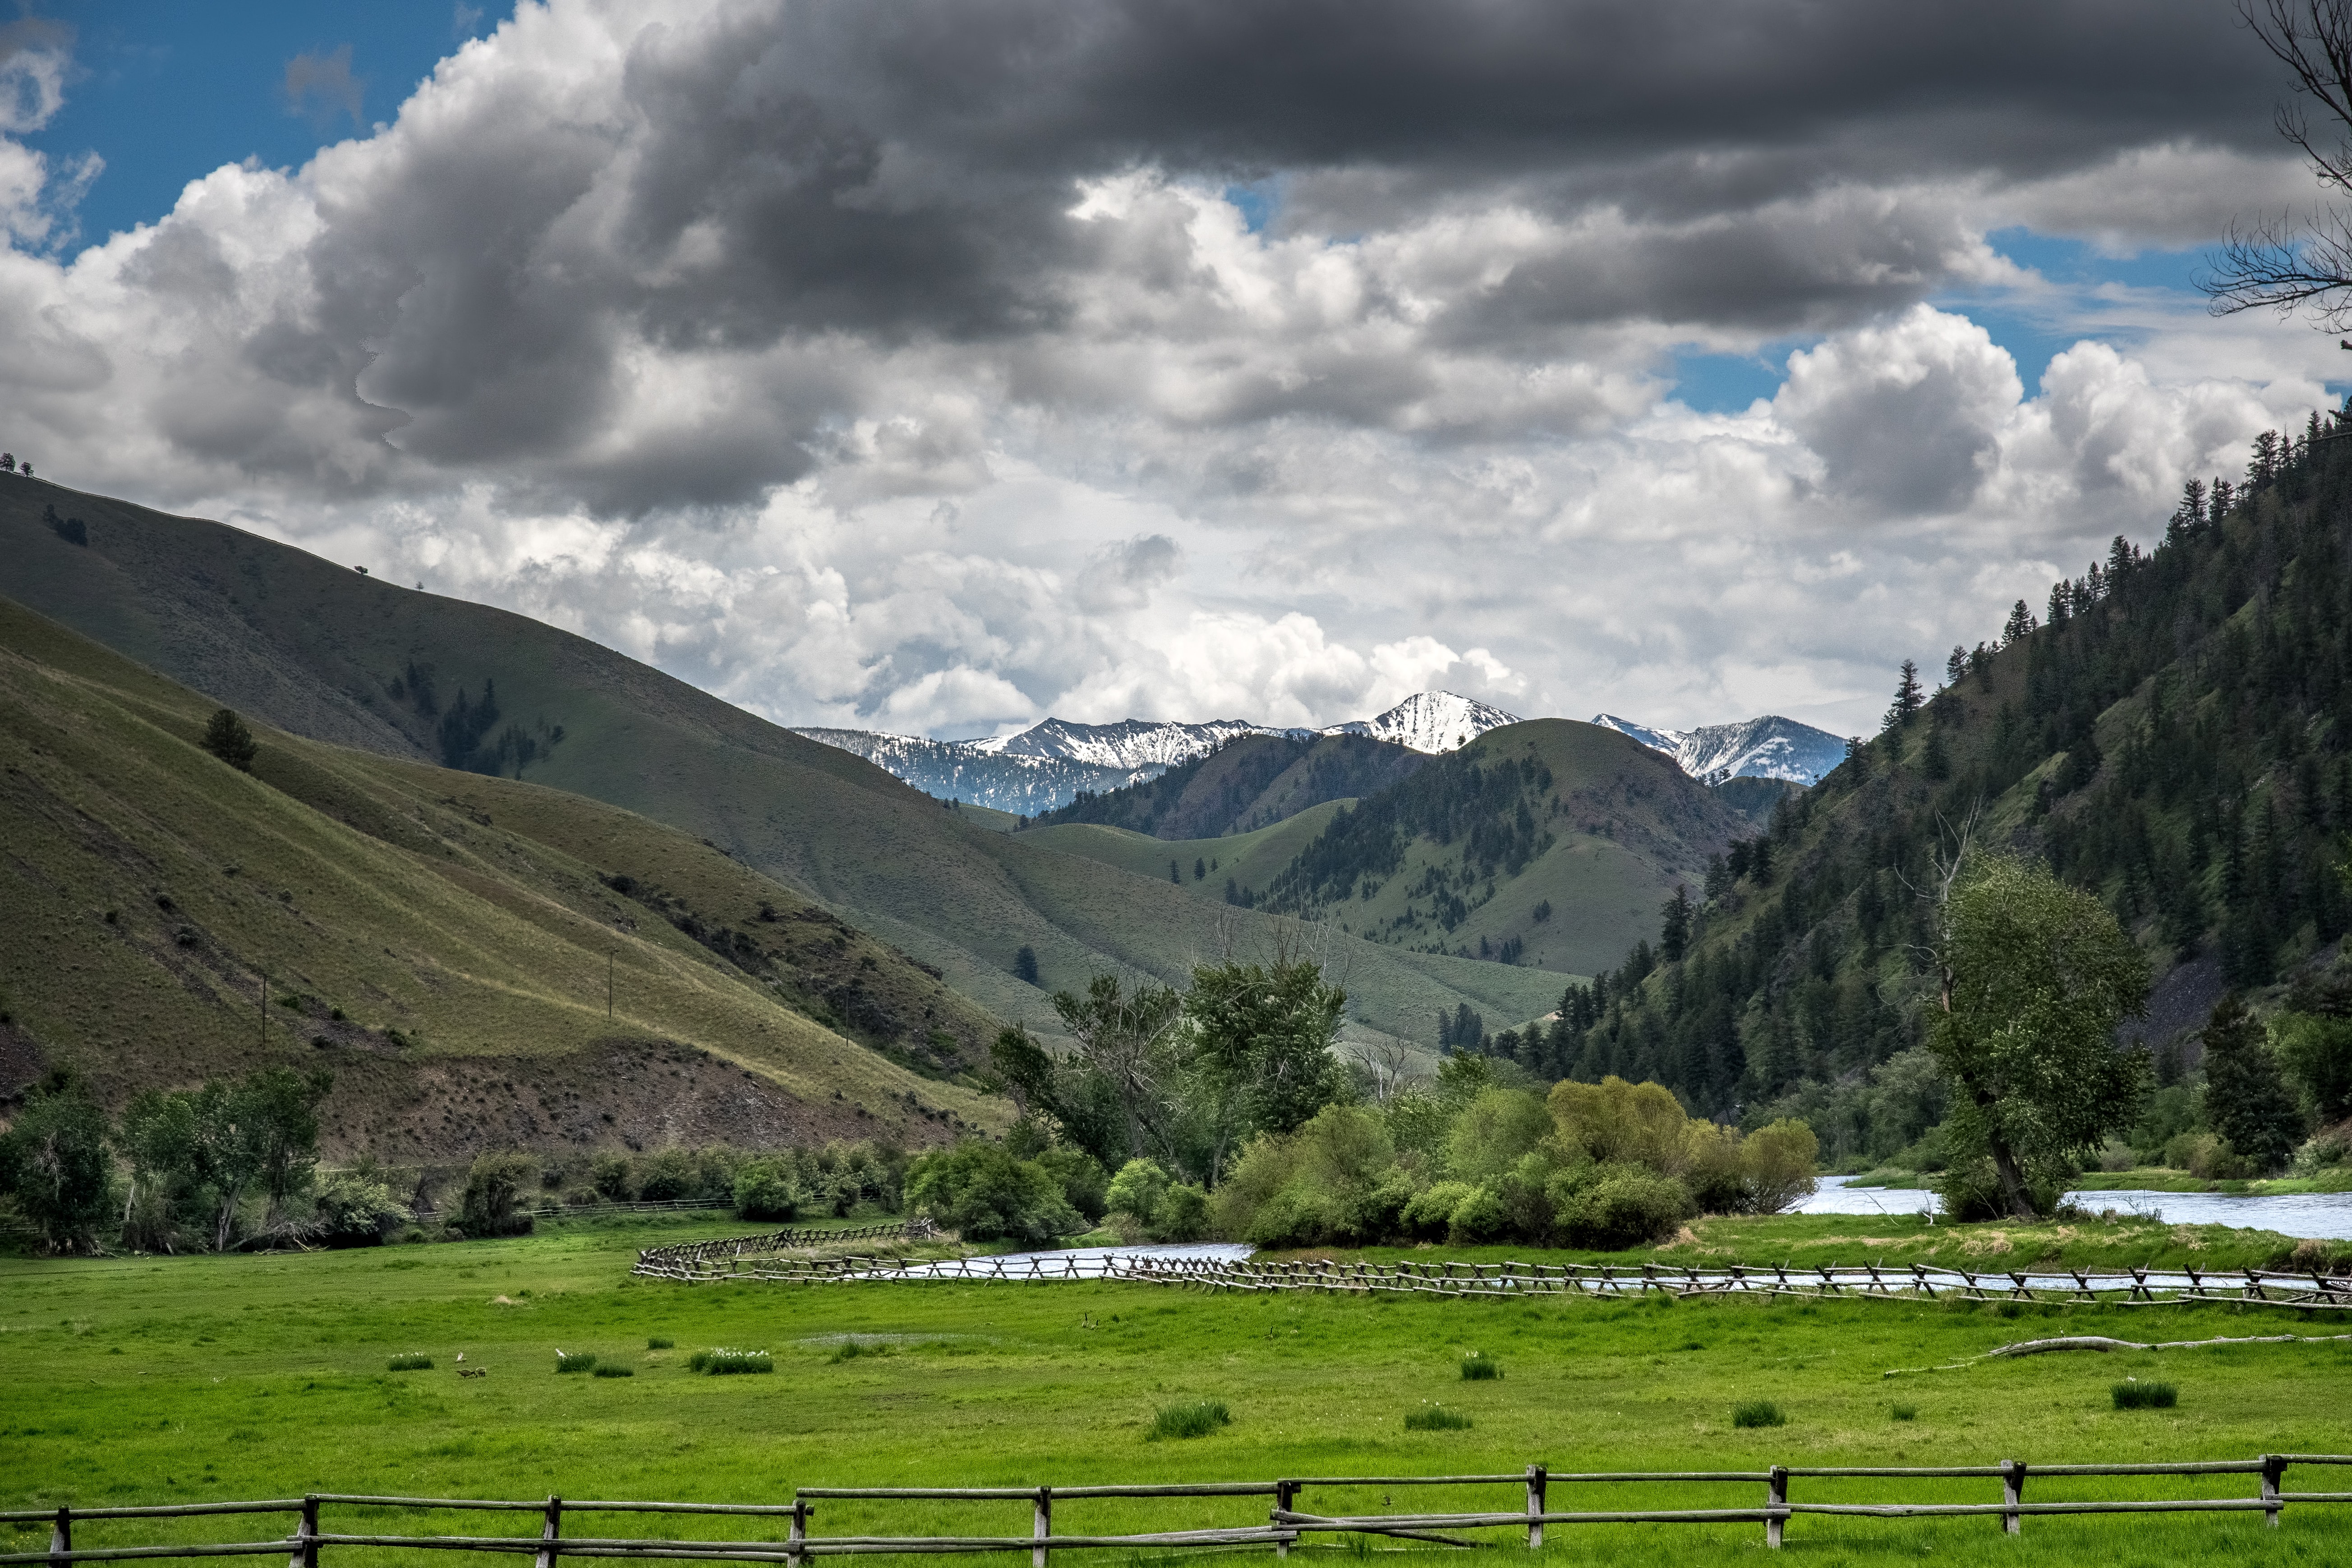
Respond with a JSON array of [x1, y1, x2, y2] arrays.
[[0, 481, 1567, 1048], [1024, 732, 1425, 838], [1231, 719, 1743, 979], [0, 596, 1002, 1158], [1022, 801, 1349, 902]]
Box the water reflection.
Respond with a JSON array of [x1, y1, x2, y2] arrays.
[[1796, 1174, 2352, 1238]]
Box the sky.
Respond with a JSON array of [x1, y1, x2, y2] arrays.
[[0, 1, 2344, 741]]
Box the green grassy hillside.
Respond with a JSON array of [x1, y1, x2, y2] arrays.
[[0, 596, 1002, 1157], [1022, 801, 1349, 902], [1025, 733, 1425, 838], [1247, 720, 1742, 978], [0, 482, 1566, 1049]]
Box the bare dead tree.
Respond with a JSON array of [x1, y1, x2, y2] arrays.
[[2203, 0, 2352, 325]]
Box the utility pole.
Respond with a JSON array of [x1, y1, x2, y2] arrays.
[[260, 970, 267, 1047], [608, 952, 614, 1022]]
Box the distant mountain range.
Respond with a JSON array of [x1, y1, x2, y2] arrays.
[[1589, 713, 1847, 786], [798, 694, 1842, 813], [794, 693, 1518, 815]]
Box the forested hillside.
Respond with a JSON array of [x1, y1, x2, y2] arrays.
[[1500, 416, 2352, 1157], [1024, 732, 1425, 838]]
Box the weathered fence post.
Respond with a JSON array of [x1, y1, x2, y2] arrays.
[[2263, 1455, 2284, 1528], [1524, 1464, 1547, 1549], [287, 1495, 320, 1568], [49, 1507, 69, 1568], [1766, 1466, 1787, 1549], [535, 1497, 562, 1568], [1274, 1481, 1296, 1559], [787, 1501, 809, 1568], [1033, 1485, 1051, 1568], [2001, 1460, 2025, 1536]]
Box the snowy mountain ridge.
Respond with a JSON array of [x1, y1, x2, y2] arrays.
[[799, 694, 1841, 814], [1591, 712, 1846, 786]]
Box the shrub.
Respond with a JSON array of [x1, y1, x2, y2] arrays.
[[1890, 1403, 1918, 1421], [457, 1153, 538, 1238], [1146, 1400, 1231, 1441], [689, 1347, 773, 1375], [555, 1351, 598, 1374], [1551, 1164, 1692, 1250], [1737, 1119, 1821, 1213], [1459, 1353, 1502, 1381], [1404, 1405, 1473, 1431], [1445, 1185, 1510, 1244], [592, 1365, 634, 1379], [829, 1340, 892, 1363], [732, 1158, 801, 1221], [636, 1148, 701, 1202], [1036, 1146, 1110, 1222], [1400, 1181, 1479, 1242], [647, 1337, 674, 1350], [1731, 1400, 1786, 1429], [1104, 1159, 1171, 1230], [386, 1353, 434, 1371], [589, 1153, 638, 1202], [0, 1073, 116, 1253], [2111, 1380, 2177, 1410], [905, 1142, 1082, 1246], [315, 1169, 414, 1246], [1153, 1183, 1210, 1242]]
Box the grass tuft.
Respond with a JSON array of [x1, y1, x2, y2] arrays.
[[830, 1340, 893, 1364], [554, 1351, 598, 1374], [1732, 1399, 1786, 1429], [647, 1337, 674, 1350], [2112, 1379, 2178, 1410], [689, 1347, 774, 1376], [592, 1365, 634, 1379], [1890, 1403, 1918, 1422], [1146, 1400, 1232, 1441], [385, 1352, 433, 1372], [1459, 1352, 1502, 1381], [1404, 1404, 1473, 1431]]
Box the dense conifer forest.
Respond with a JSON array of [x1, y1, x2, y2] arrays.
[[1479, 410, 2352, 1158]]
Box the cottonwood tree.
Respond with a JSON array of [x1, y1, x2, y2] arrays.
[[2205, 0, 2352, 325], [1928, 854, 2150, 1218], [0, 1071, 114, 1252]]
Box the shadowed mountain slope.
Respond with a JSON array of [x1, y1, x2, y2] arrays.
[[0, 595, 1000, 1157], [0, 480, 1565, 1044]]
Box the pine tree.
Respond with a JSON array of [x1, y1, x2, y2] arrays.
[[2002, 600, 2038, 644], [1944, 646, 1967, 687], [1660, 886, 1692, 963], [200, 709, 258, 772], [2200, 993, 2303, 1174], [1884, 659, 1925, 729], [1013, 946, 1040, 985]]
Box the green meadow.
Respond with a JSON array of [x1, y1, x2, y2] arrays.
[[3, 1218, 2347, 1568]]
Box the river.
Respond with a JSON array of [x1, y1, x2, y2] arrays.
[[1798, 1174, 2352, 1238]]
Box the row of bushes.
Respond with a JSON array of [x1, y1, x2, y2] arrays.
[[449, 1139, 911, 1236], [1209, 1071, 1817, 1250], [900, 1136, 1213, 1248]]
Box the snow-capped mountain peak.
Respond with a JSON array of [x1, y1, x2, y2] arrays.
[[1321, 691, 1519, 753], [967, 716, 1279, 770], [1593, 712, 1846, 786]]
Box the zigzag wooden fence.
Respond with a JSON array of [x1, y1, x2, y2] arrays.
[[5, 1458, 2348, 1563], [631, 1242, 2352, 1312]]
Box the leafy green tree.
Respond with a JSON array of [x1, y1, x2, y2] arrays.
[[201, 708, 259, 771], [1183, 955, 1347, 1137], [2273, 1011, 2352, 1124], [244, 1067, 331, 1227], [2201, 994, 2303, 1174], [0, 1071, 115, 1252], [1054, 975, 1184, 1161], [1928, 854, 2150, 1218], [904, 1141, 1081, 1246], [458, 1152, 539, 1237]]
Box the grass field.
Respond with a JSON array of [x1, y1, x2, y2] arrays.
[[3, 1217, 2347, 1568]]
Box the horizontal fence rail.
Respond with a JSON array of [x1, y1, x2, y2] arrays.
[[8, 1456, 2349, 1563], [631, 1243, 2352, 1313]]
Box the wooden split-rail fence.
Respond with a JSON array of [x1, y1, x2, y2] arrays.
[[5, 1457, 2348, 1563], [632, 1240, 2352, 1312]]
